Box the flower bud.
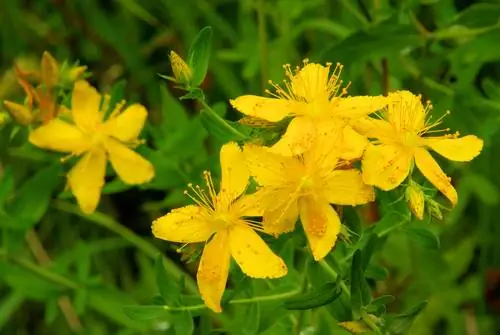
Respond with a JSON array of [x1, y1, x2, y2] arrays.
[[406, 181, 425, 220], [169, 51, 192, 85], [3, 100, 33, 125]]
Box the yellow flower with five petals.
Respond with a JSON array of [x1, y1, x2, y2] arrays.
[[231, 60, 388, 159], [244, 127, 374, 261], [358, 90, 483, 205], [29, 80, 155, 214], [152, 142, 287, 313]]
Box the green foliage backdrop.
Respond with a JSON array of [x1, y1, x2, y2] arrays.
[[0, 0, 499, 334]]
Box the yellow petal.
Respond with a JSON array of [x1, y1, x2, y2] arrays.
[[304, 120, 342, 166], [362, 144, 413, 190], [337, 125, 368, 160], [270, 117, 315, 156], [232, 191, 264, 217], [424, 135, 483, 162], [152, 205, 213, 243], [291, 63, 331, 101], [3, 100, 33, 125], [104, 104, 148, 143], [197, 231, 231, 313], [230, 95, 294, 122], [67, 149, 106, 214], [414, 147, 457, 205], [334, 95, 388, 119], [41, 51, 59, 89], [244, 144, 300, 186], [353, 117, 395, 143], [219, 142, 249, 201], [298, 196, 341, 261], [323, 170, 375, 206], [262, 191, 300, 235], [229, 225, 287, 278], [29, 119, 90, 153], [104, 138, 154, 184], [71, 80, 102, 131], [387, 90, 425, 132]]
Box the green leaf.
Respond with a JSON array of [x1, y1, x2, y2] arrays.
[[122, 305, 167, 321], [242, 302, 260, 335], [155, 255, 180, 305], [350, 250, 372, 317], [321, 17, 422, 65], [180, 88, 205, 101], [366, 295, 395, 314], [0, 262, 63, 301], [200, 109, 249, 143], [0, 291, 24, 331], [173, 311, 194, 335], [0, 166, 14, 209], [7, 163, 62, 230], [188, 26, 213, 87], [159, 85, 189, 132], [405, 227, 440, 249], [283, 282, 341, 310], [384, 301, 428, 334], [372, 211, 409, 237]]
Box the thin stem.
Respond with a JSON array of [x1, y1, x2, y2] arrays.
[[1, 250, 78, 289], [52, 200, 198, 294], [196, 97, 248, 140], [318, 260, 350, 297], [157, 289, 302, 312], [256, 0, 269, 92], [26, 229, 83, 333], [362, 311, 382, 335], [319, 261, 381, 334]]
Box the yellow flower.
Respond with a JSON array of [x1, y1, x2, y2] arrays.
[[243, 129, 374, 261], [405, 180, 425, 220], [230, 60, 388, 159], [359, 90, 483, 205], [29, 80, 154, 214], [152, 142, 287, 313]]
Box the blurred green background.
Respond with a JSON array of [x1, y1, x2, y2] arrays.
[[1, 0, 500, 334]]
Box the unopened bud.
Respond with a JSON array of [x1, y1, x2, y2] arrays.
[[3, 100, 33, 125], [406, 181, 425, 220], [427, 198, 444, 221], [169, 51, 192, 84], [41, 51, 60, 89]]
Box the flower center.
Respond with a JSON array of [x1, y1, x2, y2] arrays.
[[299, 175, 315, 190], [90, 128, 107, 147], [401, 131, 420, 148], [211, 212, 233, 231]]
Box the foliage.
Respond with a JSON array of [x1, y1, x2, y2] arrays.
[[0, 0, 499, 334]]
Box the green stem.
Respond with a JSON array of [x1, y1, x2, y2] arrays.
[[318, 260, 381, 334], [0, 249, 77, 289], [362, 311, 382, 335], [159, 289, 302, 312], [53, 200, 198, 294], [197, 98, 248, 140], [318, 260, 350, 297]]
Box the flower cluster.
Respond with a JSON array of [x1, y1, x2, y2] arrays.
[[152, 59, 483, 312], [2, 52, 155, 214]]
